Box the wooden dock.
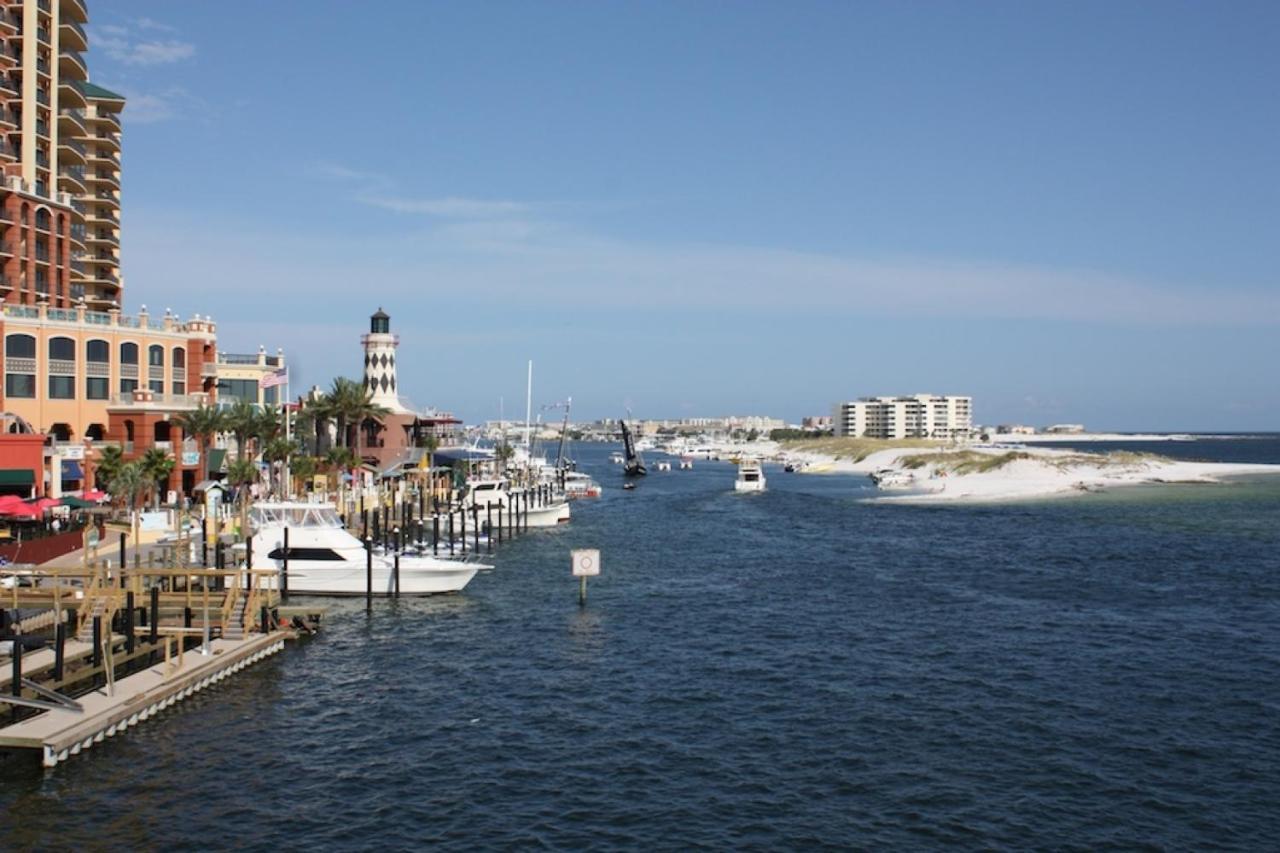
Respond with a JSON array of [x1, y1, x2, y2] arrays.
[[0, 632, 289, 767]]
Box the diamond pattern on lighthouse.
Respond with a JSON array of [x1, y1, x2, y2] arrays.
[[362, 307, 411, 415]]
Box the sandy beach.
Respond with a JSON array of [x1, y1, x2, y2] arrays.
[[790, 444, 1280, 503]]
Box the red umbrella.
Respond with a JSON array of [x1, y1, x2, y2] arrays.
[[82, 489, 109, 502], [0, 494, 25, 506], [3, 502, 41, 518], [29, 497, 62, 512]]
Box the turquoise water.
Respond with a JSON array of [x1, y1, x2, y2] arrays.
[[2, 439, 1279, 849]]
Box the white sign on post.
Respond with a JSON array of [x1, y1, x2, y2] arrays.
[[571, 549, 600, 577]]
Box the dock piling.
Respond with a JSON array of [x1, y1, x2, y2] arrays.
[[365, 537, 373, 612], [282, 527, 290, 600], [150, 586, 160, 645], [53, 622, 65, 682]]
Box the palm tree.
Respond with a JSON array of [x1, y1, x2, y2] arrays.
[[326, 378, 365, 449], [261, 436, 296, 496], [109, 462, 149, 513], [223, 399, 259, 461], [174, 403, 225, 483], [253, 406, 283, 451], [94, 444, 125, 494], [140, 447, 175, 508], [226, 458, 257, 509]]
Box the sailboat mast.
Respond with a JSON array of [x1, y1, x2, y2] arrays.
[[525, 360, 533, 451]]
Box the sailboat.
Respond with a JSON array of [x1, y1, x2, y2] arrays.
[[620, 419, 647, 477]]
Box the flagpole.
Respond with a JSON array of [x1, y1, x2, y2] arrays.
[[283, 370, 291, 499]]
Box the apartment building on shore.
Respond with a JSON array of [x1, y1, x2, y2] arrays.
[[833, 395, 973, 440]]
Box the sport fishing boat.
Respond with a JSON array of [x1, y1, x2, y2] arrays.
[[461, 478, 570, 527], [734, 458, 766, 493], [249, 502, 484, 595]]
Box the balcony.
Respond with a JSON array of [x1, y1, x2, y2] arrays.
[[59, 107, 86, 135], [59, 168, 86, 194], [0, 75, 16, 95], [87, 150, 120, 167], [92, 109, 121, 131], [94, 131, 120, 151], [59, 19, 87, 51], [0, 242, 12, 257], [38, 0, 52, 14], [85, 209, 119, 226], [87, 231, 118, 248], [37, 29, 51, 47], [60, 137, 86, 160], [61, 0, 89, 24], [36, 57, 49, 76], [60, 80, 86, 109], [92, 171, 120, 190], [35, 119, 49, 137], [59, 49, 87, 80], [35, 89, 49, 107], [0, 110, 15, 128]]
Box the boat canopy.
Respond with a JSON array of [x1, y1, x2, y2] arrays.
[[250, 504, 342, 529]]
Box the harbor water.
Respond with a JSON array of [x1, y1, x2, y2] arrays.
[[3, 438, 1279, 848]]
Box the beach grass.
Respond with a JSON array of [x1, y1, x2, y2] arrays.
[[781, 436, 943, 462], [899, 450, 1034, 474]]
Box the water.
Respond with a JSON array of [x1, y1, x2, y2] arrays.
[[3, 440, 1280, 849]]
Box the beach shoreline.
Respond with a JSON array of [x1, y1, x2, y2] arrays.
[[787, 443, 1280, 504]]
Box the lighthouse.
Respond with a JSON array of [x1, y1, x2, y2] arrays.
[[362, 307, 412, 414]]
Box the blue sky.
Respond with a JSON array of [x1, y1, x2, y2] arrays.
[[89, 1, 1278, 429]]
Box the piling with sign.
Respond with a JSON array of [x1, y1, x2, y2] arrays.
[[571, 549, 600, 606]]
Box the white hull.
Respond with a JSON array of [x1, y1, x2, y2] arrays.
[[248, 502, 484, 596], [525, 501, 571, 527], [734, 479, 766, 493]]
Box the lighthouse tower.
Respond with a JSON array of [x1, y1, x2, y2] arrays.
[[362, 307, 412, 414]]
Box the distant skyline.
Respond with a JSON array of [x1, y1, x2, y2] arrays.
[[92, 1, 1277, 430]]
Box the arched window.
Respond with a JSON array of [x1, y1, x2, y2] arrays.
[[171, 347, 187, 394], [172, 347, 186, 369], [85, 423, 106, 441], [120, 342, 139, 394], [3, 334, 36, 398], [86, 339, 110, 400], [35, 208, 50, 231], [148, 345, 165, 393], [49, 336, 76, 362], [5, 334, 35, 359]]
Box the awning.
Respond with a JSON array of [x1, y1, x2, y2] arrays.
[[206, 449, 227, 475], [62, 460, 84, 480], [0, 469, 35, 486]]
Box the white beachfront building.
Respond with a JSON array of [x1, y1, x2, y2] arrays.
[[832, 395, 973, 440]]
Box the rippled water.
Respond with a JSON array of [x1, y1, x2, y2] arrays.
[[3, 441, 1280, 849]]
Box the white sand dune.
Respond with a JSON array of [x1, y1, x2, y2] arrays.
[[798, 445, 1279, 503]]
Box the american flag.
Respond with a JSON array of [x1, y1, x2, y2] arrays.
[[259, 367, 288, 389]]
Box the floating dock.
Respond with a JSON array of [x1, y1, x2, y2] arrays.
[[1, 632, 288, 767]]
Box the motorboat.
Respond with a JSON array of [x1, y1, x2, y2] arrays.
[[561, 470, 602, 498], [734, 459, 766, 493], [609, 452, 625, 464], [869, 469, 915, 490], [655, 460, 671, 472], [249, 502, 485, 595], [462, 478, 570, 527], [679, 456, 694, 470]]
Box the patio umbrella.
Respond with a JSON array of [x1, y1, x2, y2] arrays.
[[61, 496, 98, 509], [82, 489, 109, 502], [2, 502, 41, 519], [29, 497, 62, 513]]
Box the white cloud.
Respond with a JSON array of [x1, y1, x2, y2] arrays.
[[88, 21, 195, 66], [359, 196, 532, 219], [106, 86, 195, 123]]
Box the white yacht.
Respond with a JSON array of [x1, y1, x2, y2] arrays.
[[734, 459, 766, 493], [462, 478, 570, 527], [249, 503, 484, 596], [561, 470, 602, 498]]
